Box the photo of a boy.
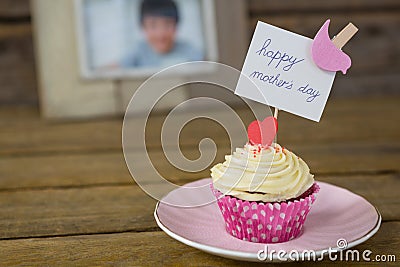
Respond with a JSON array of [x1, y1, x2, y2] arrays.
[[122, 0, 203, 68]]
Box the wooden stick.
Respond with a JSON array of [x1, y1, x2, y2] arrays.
[[332, 23, 358, 49], [273, 108, 279, 119]]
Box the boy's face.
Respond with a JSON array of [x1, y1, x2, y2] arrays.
[[142, 16, 177, 54]]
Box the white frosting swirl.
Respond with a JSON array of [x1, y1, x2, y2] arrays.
[[211, 143, 314, 202]]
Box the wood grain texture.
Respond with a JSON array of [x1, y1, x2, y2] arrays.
[[0, 95, 398, 265], [0, 174, 398, 239], [0, 117, 122, 156], [0, 222, 398, 266], [0, 0, 36, 105], [0, 152, 132, 189], [331, 74, 400, 97], [214, 0, 249, 69], [0, 23, 37, 105], [0, 142, 399, 190], [0, 97, 399, 155], [0, 185, 157, 239], [0, 0, 30, 18], [0, 1, 398, 264], [249, 0, 400, 13]]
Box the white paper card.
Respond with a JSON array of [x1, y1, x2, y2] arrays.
[[235, 21, 336, 122]]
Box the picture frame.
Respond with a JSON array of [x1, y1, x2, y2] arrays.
[[31, 0, 248, 119], [75, 0, 219, 79]]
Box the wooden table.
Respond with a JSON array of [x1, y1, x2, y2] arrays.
[[0, 97, 399, 266]]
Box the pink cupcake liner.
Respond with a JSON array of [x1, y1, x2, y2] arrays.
[[211, 183, 320, 244]]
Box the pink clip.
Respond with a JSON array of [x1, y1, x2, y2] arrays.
[[311, 20, 353, 74]]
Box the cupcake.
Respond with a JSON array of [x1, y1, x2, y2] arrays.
[[210, 117, 319, 243]]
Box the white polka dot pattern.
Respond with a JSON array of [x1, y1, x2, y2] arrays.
[[211, 183, 320, 244]]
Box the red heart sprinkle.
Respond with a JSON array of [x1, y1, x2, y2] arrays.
[[247, 117, 278, 146]]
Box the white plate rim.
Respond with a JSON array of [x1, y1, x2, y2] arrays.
[[154, 184, 382, 262]]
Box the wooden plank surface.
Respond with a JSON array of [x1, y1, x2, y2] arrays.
[[0, 222, 398, 266], [0, 0, 30, 18], [0, 23, 37, 105], [0, 174, 398, 240], [0, 185, 157, 239], [249, 0, 400, 13], [0, 97, 399, 155], [0, 0, 398, 263], [0, 142, 399, 190], [0, 0, 37, 106], [0, 97, 399, 265]]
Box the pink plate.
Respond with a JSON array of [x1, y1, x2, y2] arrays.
[[154, 179, 381, 262]]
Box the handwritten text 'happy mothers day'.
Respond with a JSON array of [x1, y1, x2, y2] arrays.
[[249, 38, 320, 103]]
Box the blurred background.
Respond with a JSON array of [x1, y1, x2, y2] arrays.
[[0, 0, 398, 109], [0, 2, 399, 264]]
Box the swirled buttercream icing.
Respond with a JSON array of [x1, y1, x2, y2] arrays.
[[211, 143, 314, 202]]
